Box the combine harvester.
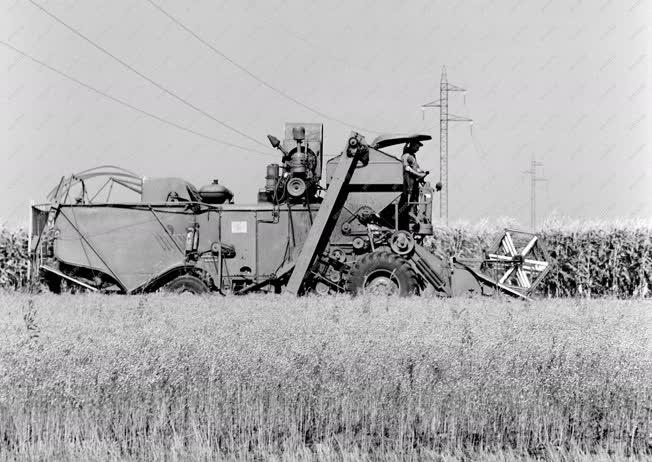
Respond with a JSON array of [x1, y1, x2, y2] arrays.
[[29, 124, 550, 298]]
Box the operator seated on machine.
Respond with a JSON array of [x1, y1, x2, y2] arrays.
[[399, 139, 428, 230]]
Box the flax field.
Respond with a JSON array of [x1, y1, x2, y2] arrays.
[[1, 294, 650, 461]]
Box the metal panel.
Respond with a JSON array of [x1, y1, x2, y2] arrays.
[[325, 147, 402, 186], [328, 191, 402, 242], [54, 205, 191, 291], [220, 211, 257, 276], [254, 207, 315, 277], [141, 177, 198, 202]]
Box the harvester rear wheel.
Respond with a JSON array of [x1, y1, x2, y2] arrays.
[[164, 275, 208, 294], [347, 250, 419, 296]]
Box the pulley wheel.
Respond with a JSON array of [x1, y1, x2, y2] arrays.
[[286, 177, 307, 197], [315, 281, 330, 295], [389, 230, 415, 256], [329, 248, 347, 263], [352, 237, 368, 253]]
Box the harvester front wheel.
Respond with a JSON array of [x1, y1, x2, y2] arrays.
[[347, 250, 419, 296], [164, 275, 208, 294]]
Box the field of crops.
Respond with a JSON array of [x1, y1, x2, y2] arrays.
[[3, 219, 651, 297], [0, 228, 28, 291], [544, 222, 650, 296], [1, 294, 650, 460], [425, 219, 652, 298]]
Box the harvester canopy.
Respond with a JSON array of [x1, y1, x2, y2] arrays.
[[371, 134, 433, 150]]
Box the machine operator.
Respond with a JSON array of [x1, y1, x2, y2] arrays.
[[399, 140, 428, 230]]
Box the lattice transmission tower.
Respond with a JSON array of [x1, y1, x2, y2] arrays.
[[524, 158, 547, 230], [422, 67, 470, 225]]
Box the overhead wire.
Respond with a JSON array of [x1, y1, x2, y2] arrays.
[[461, 91, 490, 162], [143, 0, 385, 135], [469, 123, 490, 161], [26, 0, 274, 152], [0, 40, 274, 158]]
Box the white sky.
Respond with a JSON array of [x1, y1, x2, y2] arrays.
[[2, 0, 651, 228]]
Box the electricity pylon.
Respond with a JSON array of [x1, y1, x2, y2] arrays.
[[422, 67, 470, 226], [524, 158, 547, 230]]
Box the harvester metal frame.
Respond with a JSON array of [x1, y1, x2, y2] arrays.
[[29, 128, 551, 299]]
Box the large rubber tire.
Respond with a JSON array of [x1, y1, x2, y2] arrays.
[[347, 250, 420, 296], [164, 275, 209, 294]]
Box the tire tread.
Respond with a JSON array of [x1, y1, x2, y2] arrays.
[[346, 250, 419, 296]]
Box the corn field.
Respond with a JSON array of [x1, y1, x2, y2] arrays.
[[3, 220, 651, 297], [424, 218, 652, 298], [1, 294, 650, 460], [0, 228, 28, 291]]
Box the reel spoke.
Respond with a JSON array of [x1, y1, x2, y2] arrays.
[[483, 229, 551, 295]]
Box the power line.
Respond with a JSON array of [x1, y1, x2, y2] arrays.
[[0, 40, 274, 158], [460, 92, 489, 162], [144, 0, 384, 135], [27, 0, 273, 152]]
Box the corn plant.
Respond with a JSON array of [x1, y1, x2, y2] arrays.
[[0, 228, 28, 291], [424, 218, 652, 298]]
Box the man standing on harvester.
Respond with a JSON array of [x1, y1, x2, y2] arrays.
[[399, 140, 428, 230]]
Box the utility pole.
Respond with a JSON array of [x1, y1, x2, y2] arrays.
[[524, 158, 547, 230], [422, 67, 470, 226]]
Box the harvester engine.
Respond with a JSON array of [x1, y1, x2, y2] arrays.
[[263, 123, 323, 204]]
